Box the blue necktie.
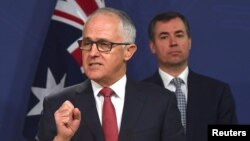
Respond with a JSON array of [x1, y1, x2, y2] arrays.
[[171, 78, 186, 132]]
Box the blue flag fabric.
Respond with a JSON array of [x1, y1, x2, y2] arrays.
[[22, 0, 104, 140], [22, 20, 85, 140]]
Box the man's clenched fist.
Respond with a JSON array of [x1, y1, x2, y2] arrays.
[[53, 100, 81, 141]]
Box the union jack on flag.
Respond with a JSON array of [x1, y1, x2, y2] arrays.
[[23, 0, 105, 140]]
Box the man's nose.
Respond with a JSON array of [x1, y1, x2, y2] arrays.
[[89, 43, 100, 56], [169, 37, 177, 47]]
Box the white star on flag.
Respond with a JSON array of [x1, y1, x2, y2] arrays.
[[27, 68, 66, 116]]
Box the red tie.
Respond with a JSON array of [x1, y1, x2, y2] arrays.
[[100, 87, 118, 141]]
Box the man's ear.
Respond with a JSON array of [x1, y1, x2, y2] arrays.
[[124, 44, 137, 61], [188, 38, 192, 50], [149, 41, 156, 54]]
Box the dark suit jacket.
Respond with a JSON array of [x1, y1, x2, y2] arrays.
[[144, 70, 238, 141], [37, 79, 186, 141]]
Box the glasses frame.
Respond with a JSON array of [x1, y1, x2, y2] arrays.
[[78, 39, 131, 53]]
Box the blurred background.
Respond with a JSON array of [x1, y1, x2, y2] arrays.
[[1, 0, 249, 140]]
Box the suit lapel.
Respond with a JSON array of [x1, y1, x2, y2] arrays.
[[186, 71, 203, 140], [119, 80, 145, 141], [187, 71, 203, 115], [72, 80, 104, 141], [70, 79, 147, 141]]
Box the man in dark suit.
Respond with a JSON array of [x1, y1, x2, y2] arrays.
[[144, 11, 238, 141], [37, 8, 185, 141]]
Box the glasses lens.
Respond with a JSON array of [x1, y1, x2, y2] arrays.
[[97, 41, 112, 52], [81, 40, 92, 50]]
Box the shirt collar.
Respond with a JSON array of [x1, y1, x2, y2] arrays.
[[159, 67, 189, 86], [91, 75, 127, 100]]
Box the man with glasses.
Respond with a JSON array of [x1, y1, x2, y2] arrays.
[[37, 7, 185, 141]]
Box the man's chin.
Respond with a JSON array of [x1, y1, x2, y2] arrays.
[[87, 73, 103, 81]]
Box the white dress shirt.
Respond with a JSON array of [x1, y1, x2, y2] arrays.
[[158, 67, 189, 102], [91, 75, 126, 132]]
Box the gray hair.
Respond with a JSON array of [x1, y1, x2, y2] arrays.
[[84, 7, 136, 43]]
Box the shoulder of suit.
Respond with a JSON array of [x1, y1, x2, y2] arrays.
[[143, 71, 159, 82], [128, 79, 174, 96], [190, 70, 229, 86], [46, 79, 91, 99]]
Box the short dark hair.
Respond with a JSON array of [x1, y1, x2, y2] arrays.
[[148, 11, 190, 41]]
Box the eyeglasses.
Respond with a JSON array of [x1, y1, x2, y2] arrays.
[[78, 39, 131, 53]]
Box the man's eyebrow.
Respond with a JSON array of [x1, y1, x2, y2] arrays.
[[82, 38, 110, 42], [82, 37, 91, 40], [175, 30, 185, 34], [159, 32, 169, 36]]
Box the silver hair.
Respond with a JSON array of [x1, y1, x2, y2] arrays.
[[83, 7, 136, 43]]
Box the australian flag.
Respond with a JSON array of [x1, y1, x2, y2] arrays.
[[23, 0, 105, 140]]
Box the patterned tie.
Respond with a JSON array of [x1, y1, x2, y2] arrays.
[[100, 87, 118, 141], [171, 77, 186, 132]]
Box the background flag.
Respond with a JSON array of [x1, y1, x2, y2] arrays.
[[23, 0, 105, 140]]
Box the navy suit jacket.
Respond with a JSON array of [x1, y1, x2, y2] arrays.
[[37, 79, 186, 141], [144, 70, 238, 141]]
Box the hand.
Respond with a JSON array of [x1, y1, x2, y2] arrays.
[[53, 100, 81, 141]]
